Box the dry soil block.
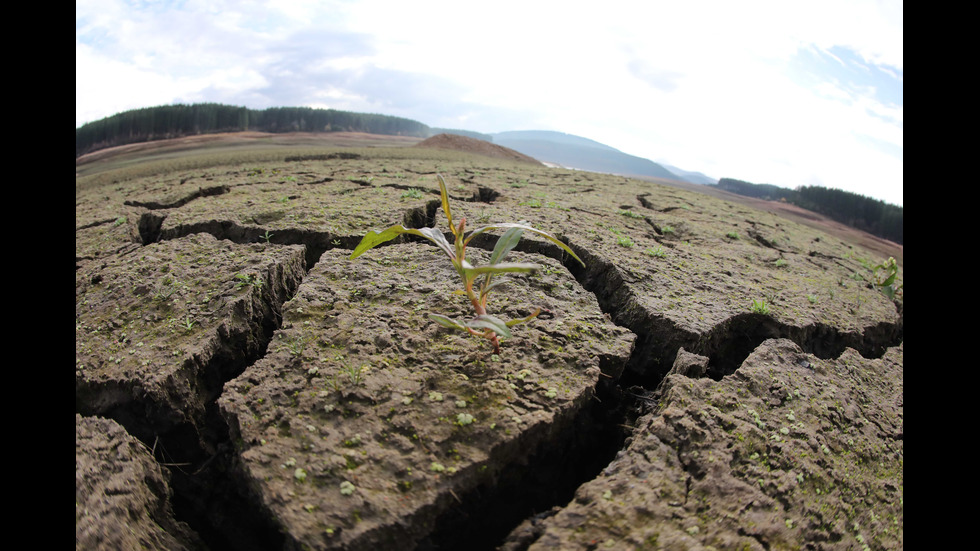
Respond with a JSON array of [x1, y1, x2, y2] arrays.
[[219, 244, 635, 550], [76, 233, 306, 455], [75, 414, 203, 550], [515, 338, 903, 550]]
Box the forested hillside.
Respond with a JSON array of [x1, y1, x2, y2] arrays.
[[714, 178, 903, 244], [75, 103, 431, 157]]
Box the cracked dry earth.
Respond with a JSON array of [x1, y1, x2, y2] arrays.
[[76, 146, 903, 550]]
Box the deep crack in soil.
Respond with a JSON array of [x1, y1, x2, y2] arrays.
[[77, 147, 903, 550]]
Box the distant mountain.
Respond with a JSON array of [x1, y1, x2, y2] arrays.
[[660, 163, 718, 185], [491, 130, 683, 182], [493, 130, 621, 153]]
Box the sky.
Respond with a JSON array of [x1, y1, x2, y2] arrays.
[[76, 0, 903, 206]]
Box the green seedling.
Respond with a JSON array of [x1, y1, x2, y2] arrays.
[[350, 174, 584, 354], [871, 257, 902, 300]]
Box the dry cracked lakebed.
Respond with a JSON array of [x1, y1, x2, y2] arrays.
[[76, 148, 903, 550]]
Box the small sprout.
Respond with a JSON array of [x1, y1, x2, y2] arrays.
[[340, 362, 367, 385], [351, 174, 585, 355], [871, 256, 903, 299], [726, 231, 740, 239], [234, 272, 264, 290], [616, 235, 635, 247], [544, 388, 558, 399], [304, 504, 316, 513], [456, 413, 475, 426], [644, 246, 666, 258], [455, 400, 467, 408], [340, 481, 356, 495], [617, 209, 644, 219], [430, 462, 446, 473], [785, 519, 794, 529], [750, 299, 770, 315], [428, 391, 444, 402], [294, 468, 307, 482], [602, 490, 613, 500]]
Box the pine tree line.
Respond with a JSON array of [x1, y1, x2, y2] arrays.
[[76, 103, 432, 157], [714, 178, 903, 244]]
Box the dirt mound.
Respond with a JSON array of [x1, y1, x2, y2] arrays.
[[415, 133, 542, 164]]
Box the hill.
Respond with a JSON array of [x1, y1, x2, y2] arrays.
[[75, 103, 433, 157], [491, 130, 686, 182], [711, 178, 903, 245], [660, 162, 718, 185], [415, 133, 541, 164]]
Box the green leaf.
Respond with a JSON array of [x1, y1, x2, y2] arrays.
[[464, 315, 512, 338], [350, 224, 454, 260], [465, 223, 585, 267], [429, 313, 466, 331], [483, 277, 513, 293], [437, 174, 455, 237], [350, 225, 415, 259], [489, 226, 524, 265], [416, 227, 455, 259]]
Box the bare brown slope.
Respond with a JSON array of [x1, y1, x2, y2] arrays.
[[415, 133, 542, 165], [634, 174, 903, 266]]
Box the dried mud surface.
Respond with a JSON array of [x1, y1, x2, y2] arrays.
[[76, 139, 903, 550]]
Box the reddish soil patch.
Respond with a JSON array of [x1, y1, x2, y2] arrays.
[[415, 133, 542, 165]]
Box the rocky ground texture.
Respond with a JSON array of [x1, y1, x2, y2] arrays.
[[76, 142, 902, 550]]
